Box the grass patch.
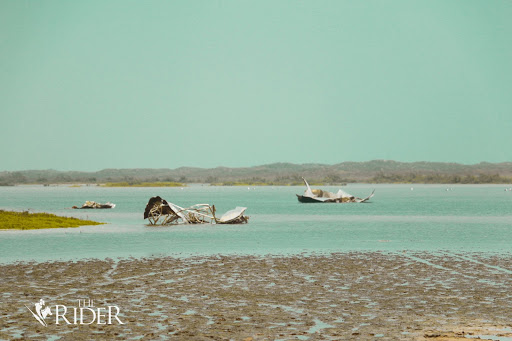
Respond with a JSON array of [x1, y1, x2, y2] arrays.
[[101, 182, 185, 187], [0, 210, 104, 230], [210, 182, 270, 186], [210, 182, 326, 186]]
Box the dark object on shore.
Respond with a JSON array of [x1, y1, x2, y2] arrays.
[[144, 196, 249, 225], [297, 178, 374, 203], [72, 201, 116, 209]]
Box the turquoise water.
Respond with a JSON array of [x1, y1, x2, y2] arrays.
[[1, 184, 512, 263]]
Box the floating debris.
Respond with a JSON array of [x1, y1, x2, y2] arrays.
[[296, 178, 374, 203], [144, 196, 249, 225], [72, 201, 116, 209], [216, 207, 249, 224]]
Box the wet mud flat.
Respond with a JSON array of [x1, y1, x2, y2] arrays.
[[1, 252, 512, 340]]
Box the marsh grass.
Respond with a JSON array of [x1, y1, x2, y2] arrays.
[[210, 182, 269, 186], [101, 182, 184, 187], [210, 181, 326, 186], [0, 210, 104, 230]]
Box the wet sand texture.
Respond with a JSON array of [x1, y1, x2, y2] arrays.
[[1, 252, 512, 340]]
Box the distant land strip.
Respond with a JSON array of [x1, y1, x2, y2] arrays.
[[1, 160, 512, 186], [101, 181, 185, 188]]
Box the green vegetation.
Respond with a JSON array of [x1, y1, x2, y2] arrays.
[[210, 180, 327, 186], [0, 210, 104, 230], [101, 181, 185, 187], [2, 161, 512, 185], [211, 182, 270, 186]]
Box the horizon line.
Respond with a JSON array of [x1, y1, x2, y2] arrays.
[[2, 159, 512, 173]]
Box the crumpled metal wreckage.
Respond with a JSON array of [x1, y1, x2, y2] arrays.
[[296, 178, 375, 203], [144, 196, 249, 225], [72, 201, 116, 209]]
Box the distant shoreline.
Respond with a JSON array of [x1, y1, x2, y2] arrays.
[[100, 181, 185, 188], [1, 160, 512, 186], [3, 181, 512, 187]]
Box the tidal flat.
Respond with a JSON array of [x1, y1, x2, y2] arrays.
[[1, 252, 512, 340]]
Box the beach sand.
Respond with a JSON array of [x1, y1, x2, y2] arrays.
[[1, 252, 511, 340]]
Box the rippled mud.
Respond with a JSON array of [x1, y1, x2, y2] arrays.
[[1, 252, 512, 340]]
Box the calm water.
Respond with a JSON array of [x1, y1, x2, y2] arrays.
[[1, 184, 512, 263]]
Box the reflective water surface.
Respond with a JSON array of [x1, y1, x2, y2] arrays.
[[1, 184, 512, 262]]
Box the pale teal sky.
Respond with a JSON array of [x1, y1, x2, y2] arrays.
[[1, 1, 511, 171]]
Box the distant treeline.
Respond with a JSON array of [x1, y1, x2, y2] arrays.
[[371, 172, 512, 184], [0, 173, 342, 187], [1, 161, 512, 185]]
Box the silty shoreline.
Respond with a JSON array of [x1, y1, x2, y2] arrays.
[[1, 251, 512, 340]]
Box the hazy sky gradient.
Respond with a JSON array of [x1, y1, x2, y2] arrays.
[[1, 1, 511, 171]]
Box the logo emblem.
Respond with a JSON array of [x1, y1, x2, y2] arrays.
[[26, 299, 52, 327]]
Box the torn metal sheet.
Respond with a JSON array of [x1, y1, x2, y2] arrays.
[[217, 207, 249, 224], [296, 178, 374, 203], [144, 196, 249, 225]]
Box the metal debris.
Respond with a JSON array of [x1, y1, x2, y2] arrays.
[[72, 201, 116, 209], [296, 178, 374, 203], [217, 207, 249, 224], [144, 196, 249, 225]]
